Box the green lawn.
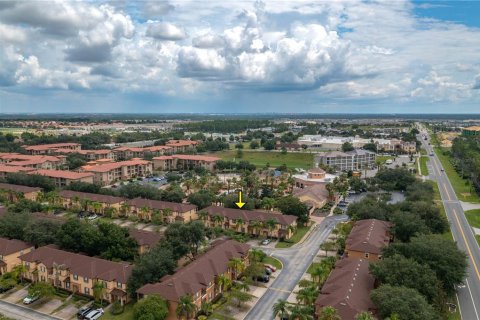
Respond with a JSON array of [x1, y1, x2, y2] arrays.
[[420, 156, 429, 176], [420, 148, 428, 156], [465, 209, 480, 229], [101, 303, 134, 320], [275, 224, 313, 248], [433, 147, 480, 203], [376, 155, 393, 164], [262, 256, 283, 270], [428, 180, 454, 241], [208, 150, 314, 169], [476, 235, 480, 246]]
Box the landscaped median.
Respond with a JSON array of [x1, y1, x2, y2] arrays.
[[419, 156, 429, 176], [275, 224, 314, 248]]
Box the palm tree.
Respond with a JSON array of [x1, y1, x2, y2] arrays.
[[92, 281, 106, 306], [176, 295, 197, 320], [273, 299, 289, 320], [120, 202, 130, 217], [12, 264, 28, 284], [163, 208, 173, 223], [249, 248, 264, 263], [140, 206, 150, 221], [212, 215, 223, 227], [355, 311, 375, 320], [318, 306, 340, 320], [250, 220, 262, 236], [198, 211, 209, 222], [296, 286, 318, 305], [266, 218, 277, 238], [216, 274, 232, 293], [288, 304, 313, 320], [200, 301, 213, 316], [233, 281, 250, 292], [228, 257, 245, 278], [92, 201, 102, 214]]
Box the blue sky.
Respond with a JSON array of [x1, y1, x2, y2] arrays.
[[0, 0, 479, 114]]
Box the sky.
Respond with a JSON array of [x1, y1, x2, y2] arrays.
[[0, 0, 479, 114]]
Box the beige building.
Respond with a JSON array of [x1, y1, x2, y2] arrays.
[[0, 183, 42, 202], [165, 140, 198, 153], [128, 229, 162, 255], [126, 198, 198, 223], [27, 169, 94, 187], [112, 146, 172, 161], [0, 238, 34, 274], [80, 159, 153, 186], [293, 184, 330, 214], [0, 154, 66, 170], [20, 245, 132, 305], [58, 190, 126, 215], [345, 219, 392, 261], [23, 143, 81, 155], [153, 155, 220, 172], [137, 239, 249, 320]]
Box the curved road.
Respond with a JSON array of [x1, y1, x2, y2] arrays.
[[419, 127, 480, 320], [244, 215, 347, 320]]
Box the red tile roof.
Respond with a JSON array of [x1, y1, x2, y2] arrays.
[[19, 245, 132, 283], [153, 155, 220, 162], [202, 206, 297, 226], [23, 143, 80, 151], [58, 190, 125, 204], [81, 159, 151, 173], [0, 237, 33, 256], [315, 258, 376, 320], [346, 219, 392, 255], [127, 197, 197, 213], [28, 169, 94, 180], [0, 183, 42, 193], [0, 165, 34, 173], [128, 229, 162, 247], [137, 239, 249, 301], [166, 140, 198, 147]]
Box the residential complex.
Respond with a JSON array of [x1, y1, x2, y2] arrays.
[[0, 183, 42, 201], [315, 150, 376, 172], [164, 140, 198, 153], [23, 143, 81, 155], [153, 154, 220, 171], [201, 206, 298, 239], [58, 190, 125, 214], [127, 229, 162, 255], [126, 198, 198, 222], [137, 239, 250, 320], [0, 154, 65, 170], [344, 219, 392, 261], [80, 159, 153, 186], [19, 245, 132, 305], [0, 238, 34, 274], [27, 169, 95, 187]]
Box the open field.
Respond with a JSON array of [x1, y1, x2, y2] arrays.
[[208, 150, 314, 169], [433, 147, 480, 203]]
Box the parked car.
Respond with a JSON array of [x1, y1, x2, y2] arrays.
[[265, 268, 272, 275], [0, 284, 13, 293], [77, 306, 93, 319], [254, 274, 270, 283], [87, 214, 98, 221], [78, 211, 90, 218], [264, 264, 277, 272], [23, 293, 40, 304], [84, 308, 104, 320], [261, 239, 271, 245]]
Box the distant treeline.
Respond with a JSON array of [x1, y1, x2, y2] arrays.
[[174, 120, 272, 133]]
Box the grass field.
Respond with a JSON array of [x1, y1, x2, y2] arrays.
[[276, 224, 313, 248], [209, 150, 314, 169], [420, 156, 429, 176], [465, 209, 480, 228], [376, 155, 393, 164], [263, 256, 283, 270], [433, 147, 480, 203], [101, 303, 134, 320]]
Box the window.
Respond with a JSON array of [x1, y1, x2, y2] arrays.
[[364, 253, 369, 258], [84, 287, 90, 295], [25, 262, 30, 267], [73, 274, 78, 280], [83, 276, 89, 283], [65, 282, 70, 289], [116, 282, 122, 288]]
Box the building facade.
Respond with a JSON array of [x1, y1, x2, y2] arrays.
[[80, 159, 153, 186], [0, 238, 34, 274], [315, 150, 376, 172], [152, 155, 220, 172]]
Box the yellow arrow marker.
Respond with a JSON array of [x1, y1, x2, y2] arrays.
[[235, 191, 245, 209]]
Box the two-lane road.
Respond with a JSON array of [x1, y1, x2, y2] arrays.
[[419, 128, 480, 320], [244, 215, 347, 320]]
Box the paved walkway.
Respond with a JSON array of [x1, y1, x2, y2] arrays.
[[460, 201, 480, 211], [0, 300, 61, 320]]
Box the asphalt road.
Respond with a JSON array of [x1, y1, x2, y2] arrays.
[[0, 300, 61, 320], [244, 215, 348, 320], [419, 127, 480, 320]]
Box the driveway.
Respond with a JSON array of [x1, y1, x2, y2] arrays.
[[52, 303, 80, 319], [0, 300, 61, 320], [32, 298, 63, 314], [3, 286, 28, 303]]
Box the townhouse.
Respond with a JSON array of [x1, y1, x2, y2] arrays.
[[27, 169, 95, 187], [201, 206, 298, 239], [126, 198, 198, 223], [315, 150, 376, 172], [19, 245, 132, 305], [345, 219, 393, 261], [0, 183, 42, 202], [152, 154, 220, 172], [128, 229, 162, 255], [165, 140, 198, 153], [23, 143, 81, 155], [0, 238, 34, 274], [315, 258, 376, 319], [80, 159, 153, 186], [58, 190, 126, 215], [137, 239, 250, 320]]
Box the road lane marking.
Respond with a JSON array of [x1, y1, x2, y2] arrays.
[[465, 278, 480, 320], [453, 209, 480, 282], [443, 183, 452, 201]]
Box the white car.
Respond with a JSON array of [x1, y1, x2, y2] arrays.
[[261, 239, 271, 245], [85, 308, 104, 320], [23, 294, 40, 304], [87, 214, 98, 221]]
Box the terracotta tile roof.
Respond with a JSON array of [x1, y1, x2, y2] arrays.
[[23, 143, 80, 151], [137, 239, 249, 301], [127, 197, 197, 213], [152, 155, 220, 162], [0, 154, 62, 162], [346, 219, 392, 255], [202, 206, 297, 226], [0, 165, 33, 173], [315, 258, 376, 320], [113, 147, 145, 152], [293, 184, 329, 203], [58, 190, 125, 204], [143, 146, 172, 152], [81, 159, 151, 173], [0, 182, 42, 193], [128, 229, 162, 247], [166, 140, 198, 147], [28, 169, 94, 180], [19, 245, 132, 283], [0, 237, 33, 256], [54, 149, 113, 155]]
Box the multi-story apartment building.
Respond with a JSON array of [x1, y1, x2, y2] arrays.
[[52, 148, 115, 162], [23, 143, 81, 155], [152, 155, 220, 172], [58, 190, 126, 214], [0, 154, 66, 170], [345, 219, 392, 261], [315, 150, 376, 172], [126, 198, 198, 222], [27, 169, 94, 187], [165, 140, 198, 153], [0, 164, 33, 179], [80, 159, 153, 186], [0, 238, 34, 274], [0, 183, 42, 202], [112, 146, 172, 161], [19, 245, 132, 305], [201, 206, 298, 239], [137, 239, 250, 320]]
